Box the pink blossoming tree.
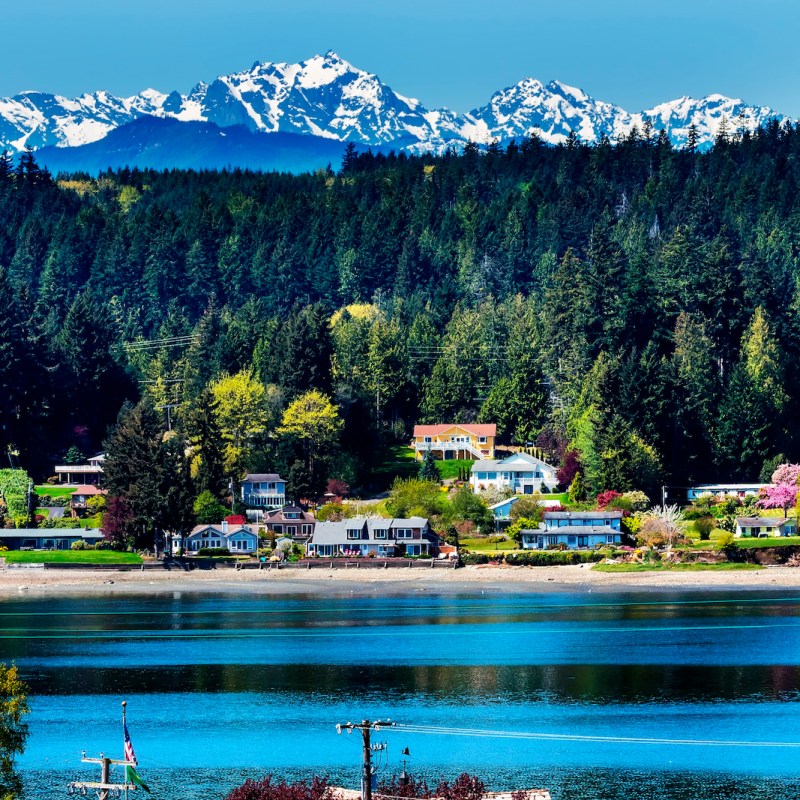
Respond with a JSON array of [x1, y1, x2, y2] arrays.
[[757, 483, 799, 517]]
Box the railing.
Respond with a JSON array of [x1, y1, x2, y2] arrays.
[[54, 465, 104, 474], [413, 440, 488, 459], [242, 493, 285, 507]]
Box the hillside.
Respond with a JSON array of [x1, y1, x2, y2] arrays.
[[1, 126, 799, 496]]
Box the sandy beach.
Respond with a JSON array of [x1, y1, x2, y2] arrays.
[[1, 563, 800, 596]]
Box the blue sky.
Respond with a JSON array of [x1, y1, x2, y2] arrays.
[[7, 0, 800, 114]]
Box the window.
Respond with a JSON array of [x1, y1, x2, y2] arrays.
[[202, 530, 209, 538], [374, 529, 387, 539], [479, 436, 487, 443], [477, 472, 487, 480], [396, 529, 413, 539], [606, 535, 615, 543], [424, 436, 432, 443], [568, 536, 577, 545], [347, 529, 361, 540], [302, 524, 312, 535], [547, 536, 558, 546], [487, 472, 497, 479]]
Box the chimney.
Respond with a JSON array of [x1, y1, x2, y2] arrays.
[[221, 520, 228, 533]]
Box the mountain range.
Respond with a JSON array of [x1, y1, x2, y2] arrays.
[[1, 51, 786, 172]]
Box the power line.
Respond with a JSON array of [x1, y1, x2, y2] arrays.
[[393, 723, 800, 749]]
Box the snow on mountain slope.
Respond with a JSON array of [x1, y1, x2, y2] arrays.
[[0, 51, 787, 158]]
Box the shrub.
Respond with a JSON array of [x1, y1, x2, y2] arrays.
[[70, 540, 88, 550], [717, 531, 736, 550], [94, 540, 113, 550], [695, 517, 715, 541], [197, 547, 233, 557], [505, 550, 603, 566], [225, 775, 333, 800], [460, 553, 490, 565], [596, 490, 622, 509]]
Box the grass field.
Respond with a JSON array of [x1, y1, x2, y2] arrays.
[[34, 486, 75, 498], [1, 550, 142, 564], [593, 562, 762, 573], [460, 537, 521, 555], [370, 445, 418, 491], [435, 459, 474, 480]]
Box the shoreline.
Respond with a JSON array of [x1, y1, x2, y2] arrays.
[[2, 563, 800, 597]]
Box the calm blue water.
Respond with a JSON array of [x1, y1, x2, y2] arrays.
[[4, 589, 800, 799]]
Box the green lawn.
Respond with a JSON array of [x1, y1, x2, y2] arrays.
[[593, 562, 762, 573], [34, 486, 75, 498], [370, 445, 419, 491], [2, 550, 142, 564], [436, 459, 474, 480], [460, 536, 521, 555], [733, 536, 800, 549]]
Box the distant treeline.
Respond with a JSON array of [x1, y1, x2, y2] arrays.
[[1, 122, 800, 495]]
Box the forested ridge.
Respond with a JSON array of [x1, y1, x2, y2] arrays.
[[1, 123, 800, 497]]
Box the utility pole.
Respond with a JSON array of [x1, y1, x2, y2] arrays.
[[68, 752, 134, 799], [336, 719, 394, 800]]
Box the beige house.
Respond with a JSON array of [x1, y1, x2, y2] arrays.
[[411, 424, 496, 461]]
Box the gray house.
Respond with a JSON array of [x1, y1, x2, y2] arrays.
[[306, 517, 440, 558], [520, 511, 624, 550], [0, 528, 104, 550]]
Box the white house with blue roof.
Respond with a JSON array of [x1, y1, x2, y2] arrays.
[[470, 452, 558, 495]]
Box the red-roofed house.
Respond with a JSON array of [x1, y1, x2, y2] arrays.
[[69, 484, 108, 517], [411, 424, 497, 461]]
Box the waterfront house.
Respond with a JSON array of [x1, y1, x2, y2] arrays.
[[488, 495, 563, 527], [0, 528, 104, 551], [411, 424, 496, 461], [181, 521, 259, 554], [470, 452, 558, 495], [240, 473, 286, 513], [69, 485, 107, 517], [687, 483, 767, 500], [306, 517, 441, 558], [54, 453, 105, 485], [734, 517, 789, 538], [261, 504, 315, 540], [520, 510, 624, 550]]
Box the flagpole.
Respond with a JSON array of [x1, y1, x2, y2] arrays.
[[122, 701, 129, 800]]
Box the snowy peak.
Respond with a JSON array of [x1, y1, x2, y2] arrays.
[[0, 53, 788, 159]]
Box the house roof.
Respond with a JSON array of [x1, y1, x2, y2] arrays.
[[242, 473, 284, 483], [692, 484, 767, 491], [544, 510, 624, 519], [310, 518, 433, 544], [0, 528, 103, 538], [390, 517, 429, 528], [70, 485, 107, 496], [471, 452, 556, 473], [264, 506, 315, 523], [187, 524, 258, 538], [413, 424, 496, 437], [736, 517, 787, 527]]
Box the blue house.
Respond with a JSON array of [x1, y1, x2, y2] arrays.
[[240, 473, 286, 512], [520, 510, 624, 550], [181, 522, 259, 554]]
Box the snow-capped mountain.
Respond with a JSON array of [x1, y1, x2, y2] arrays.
[[0, 51, 786, 160]]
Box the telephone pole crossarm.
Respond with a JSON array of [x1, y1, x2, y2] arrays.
[[336, 719, 395, 800]]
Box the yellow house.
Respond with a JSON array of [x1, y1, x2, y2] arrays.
[[411, 424, 497, 461]]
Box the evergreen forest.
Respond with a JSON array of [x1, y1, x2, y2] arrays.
[[2, 124, 800, 502]]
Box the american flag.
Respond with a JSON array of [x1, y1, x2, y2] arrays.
[[123, 721, 137, 766]]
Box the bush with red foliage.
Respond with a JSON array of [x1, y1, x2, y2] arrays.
[[378, 773, 487, 800], [326, 479, 350, 499], [595, 490, 622, 509], [225, 776, 333, 800], [556, 450, 581, 489]]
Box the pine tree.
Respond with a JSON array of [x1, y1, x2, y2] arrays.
[[418, 449, 441, 483]]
